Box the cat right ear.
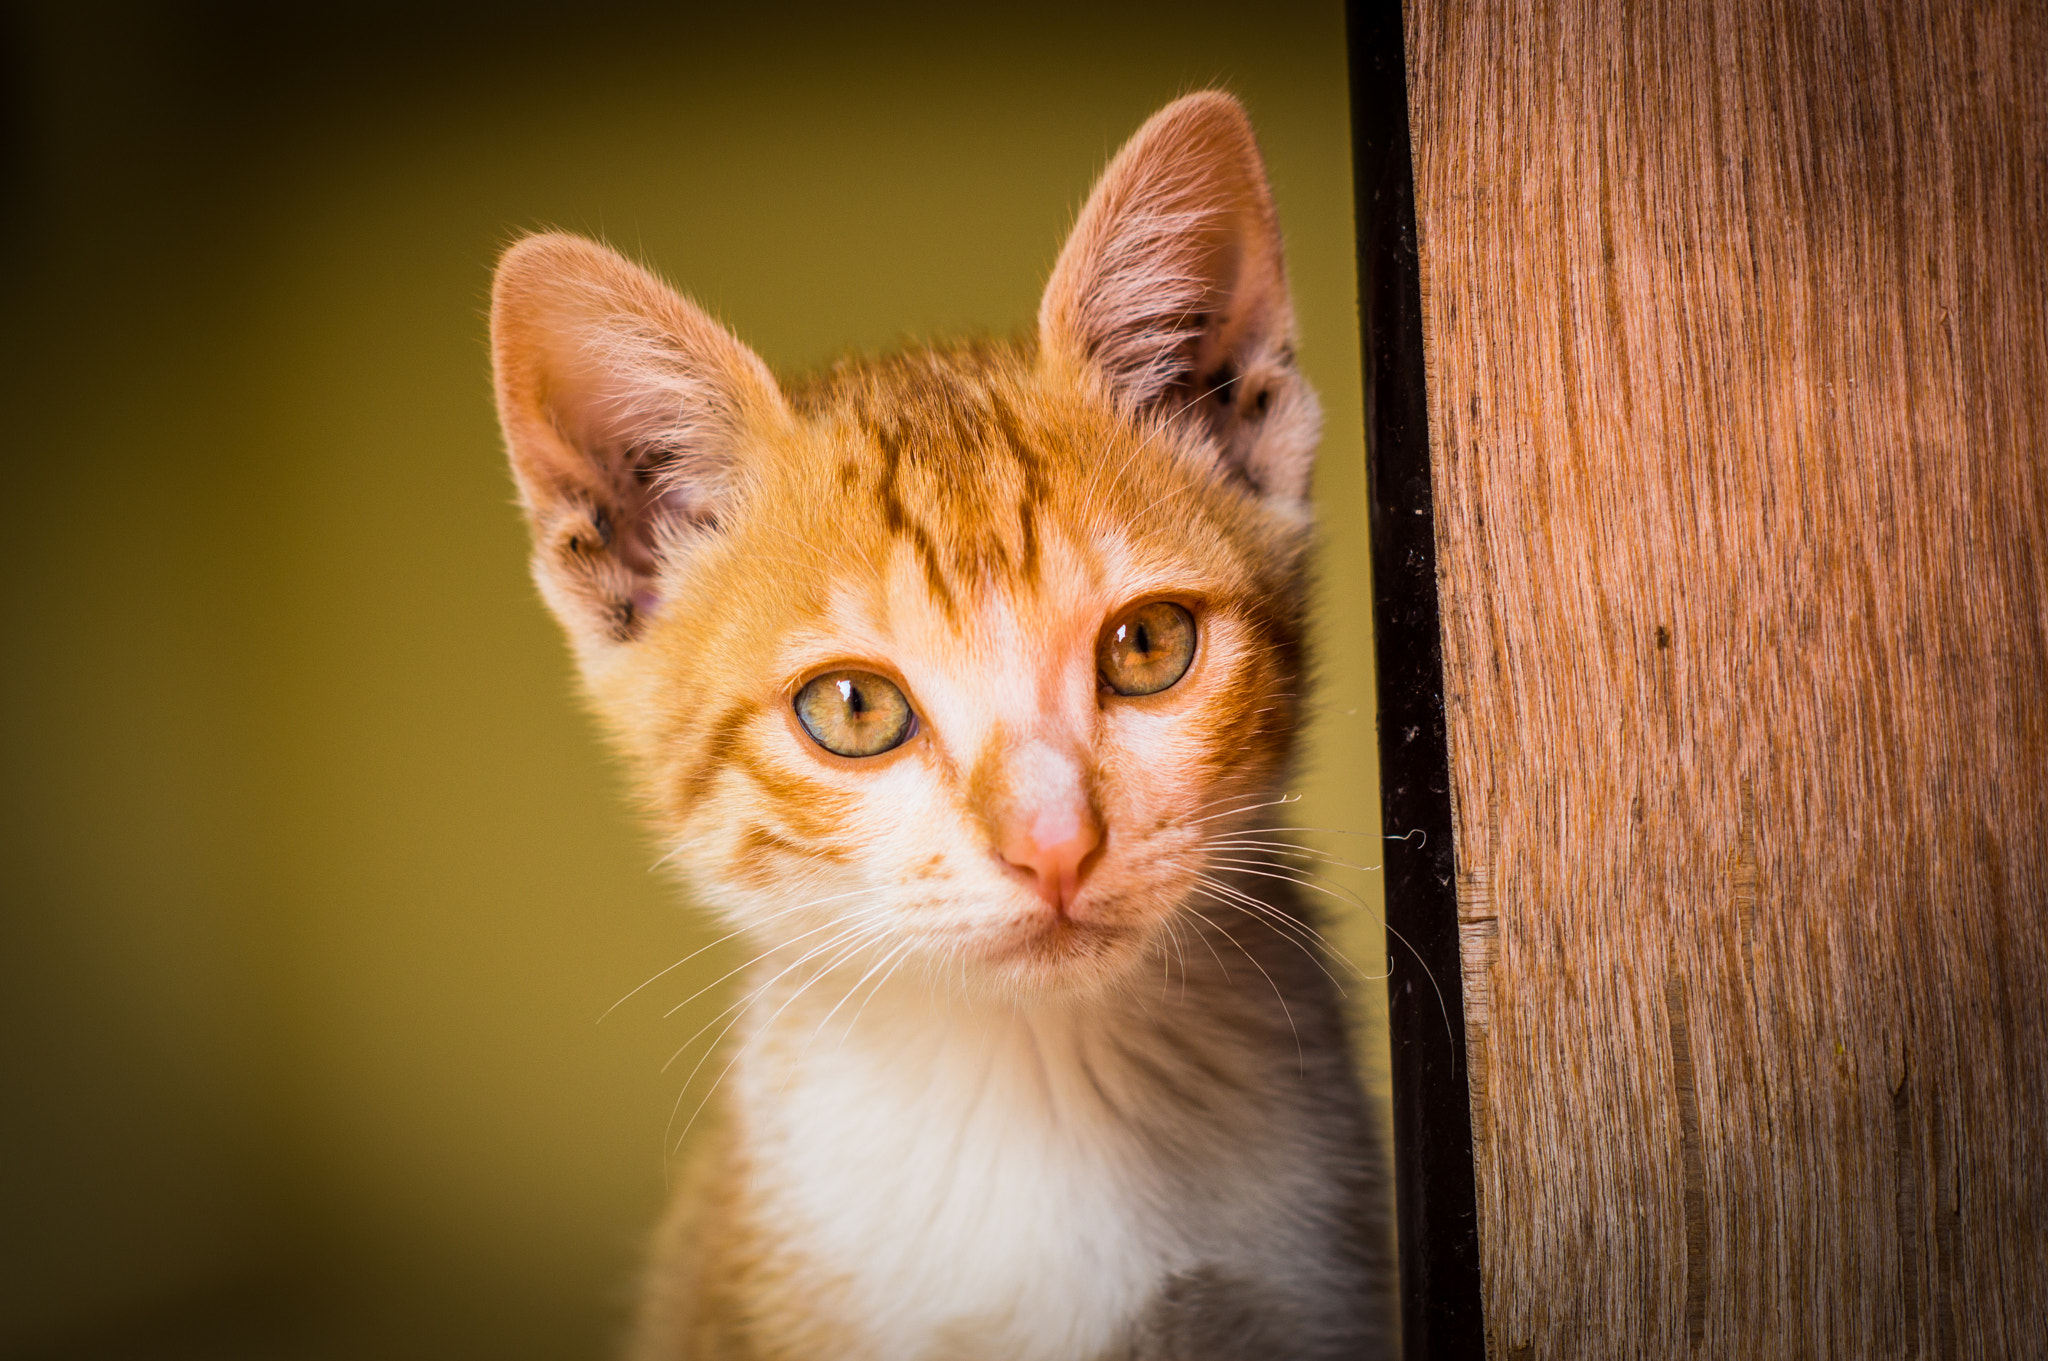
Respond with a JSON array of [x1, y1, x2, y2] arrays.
[[491, 232, 786, 657], [1038, 92, 1318, 513]]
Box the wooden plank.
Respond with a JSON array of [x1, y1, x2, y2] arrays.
[[1404, 1, 2048, 1353]]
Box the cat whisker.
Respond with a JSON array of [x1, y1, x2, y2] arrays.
[[1178, 898, 1270, 985], [839, 936, 924, 1051], [1171, 903, 1237, 985], [1180, 889, 1304, 1075], [1193, 871, 1391, 986], [604, 883, 891, 1023], [1199, 858, 1383, 946], [1183, 791, 1303, 827], [1197, 856, 1391, 981], [1201, 837, 1384, 875], [659, 914, 891, 1074], [806, 933, 923, 1057], [1188, 873, 1360, 992], [1190, 864, 1359, 954], [1204, 861, 1446, 1042], [1123, 465, 1226, 524], [734, 925, 903, 1095], [657, 920, 895, 1165], [1094, 354, 1255, 512], [1196, 859, 1392, 933], [1199, 857, 1388, 945], [672, 923, 896, 1155], [1157, 914, 1194, 1002], [1181, 786, 1290, 818], [659, 997, 759, 1166], [1207, 822, 1389, 846], [659, 902, 890, 1021]]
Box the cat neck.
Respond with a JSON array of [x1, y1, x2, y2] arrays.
[[730, 908, 1306, 1151]]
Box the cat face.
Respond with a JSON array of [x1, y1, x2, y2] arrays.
[[494, 93, 1320, 996]]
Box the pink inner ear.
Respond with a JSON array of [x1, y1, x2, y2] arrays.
[[1037, 93, 1291, 412], [493, 230, 789, 652], [1032, 94, 1319, 507]]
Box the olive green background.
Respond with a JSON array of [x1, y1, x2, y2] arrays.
[[0, 4, 1384, 1355]]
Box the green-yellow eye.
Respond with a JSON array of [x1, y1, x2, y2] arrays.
[[1099, 601, 1197, 697], [794, 669, 915, 757]]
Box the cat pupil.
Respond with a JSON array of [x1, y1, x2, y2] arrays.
[[1132, 622, 1152, 656]]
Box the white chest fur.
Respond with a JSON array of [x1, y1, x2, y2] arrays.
[[733, 978, 1327, 1361]]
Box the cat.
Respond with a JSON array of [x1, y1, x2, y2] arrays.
[[490, 91, 1390, 1360]]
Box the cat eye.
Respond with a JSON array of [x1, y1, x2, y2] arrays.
[[794, 669, 915, 758], [1098, 601, 1197, 697]]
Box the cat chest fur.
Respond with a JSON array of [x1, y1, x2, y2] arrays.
[[725, 977, 1340, 1361]]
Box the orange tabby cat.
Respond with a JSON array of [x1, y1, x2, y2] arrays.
[[492, 92, 1389, 1360]]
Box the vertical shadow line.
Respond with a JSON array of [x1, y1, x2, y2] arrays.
[[1345, 2, 1488, 1357]]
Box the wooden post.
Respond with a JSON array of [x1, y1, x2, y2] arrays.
[[1374, 0, 2048, 1353]]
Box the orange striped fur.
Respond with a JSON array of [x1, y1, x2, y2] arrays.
[[494, 93, 1388, 1360]]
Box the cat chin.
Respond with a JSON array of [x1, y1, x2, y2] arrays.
[[962, 913, 1164, 999]]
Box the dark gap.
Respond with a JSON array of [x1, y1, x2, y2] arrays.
[[1346, 1, 1487, 1356]]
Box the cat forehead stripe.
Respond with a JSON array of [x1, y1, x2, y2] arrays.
[[827, 359, 1056, 611]]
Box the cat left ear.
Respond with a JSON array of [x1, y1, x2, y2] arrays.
[[492, 232, 788, 660], [1039, 91, 1318, 511]]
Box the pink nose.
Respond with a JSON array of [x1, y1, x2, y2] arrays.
[[1000, 802, 1102, 914]]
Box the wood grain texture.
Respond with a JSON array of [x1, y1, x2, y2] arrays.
[[1404, 1, 2047, 1354]]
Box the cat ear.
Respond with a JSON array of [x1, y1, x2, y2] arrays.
[[491, 232, 787, 656], [1039, 91, 1319, 510]]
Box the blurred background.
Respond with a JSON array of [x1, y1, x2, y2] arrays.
[[0, 2, 1384, 1356]]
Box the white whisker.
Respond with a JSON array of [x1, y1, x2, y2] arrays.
[[1183, 792, 1303, 826], [1183, 886, 1304, 1074], [1205, 862, 1446, 1041], [1189, 873, 1358, 993], [602, 884, 888, 1022], [672, 925, 891, 1154]]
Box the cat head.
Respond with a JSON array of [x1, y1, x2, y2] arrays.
[[492, 92, 1321, 997]]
